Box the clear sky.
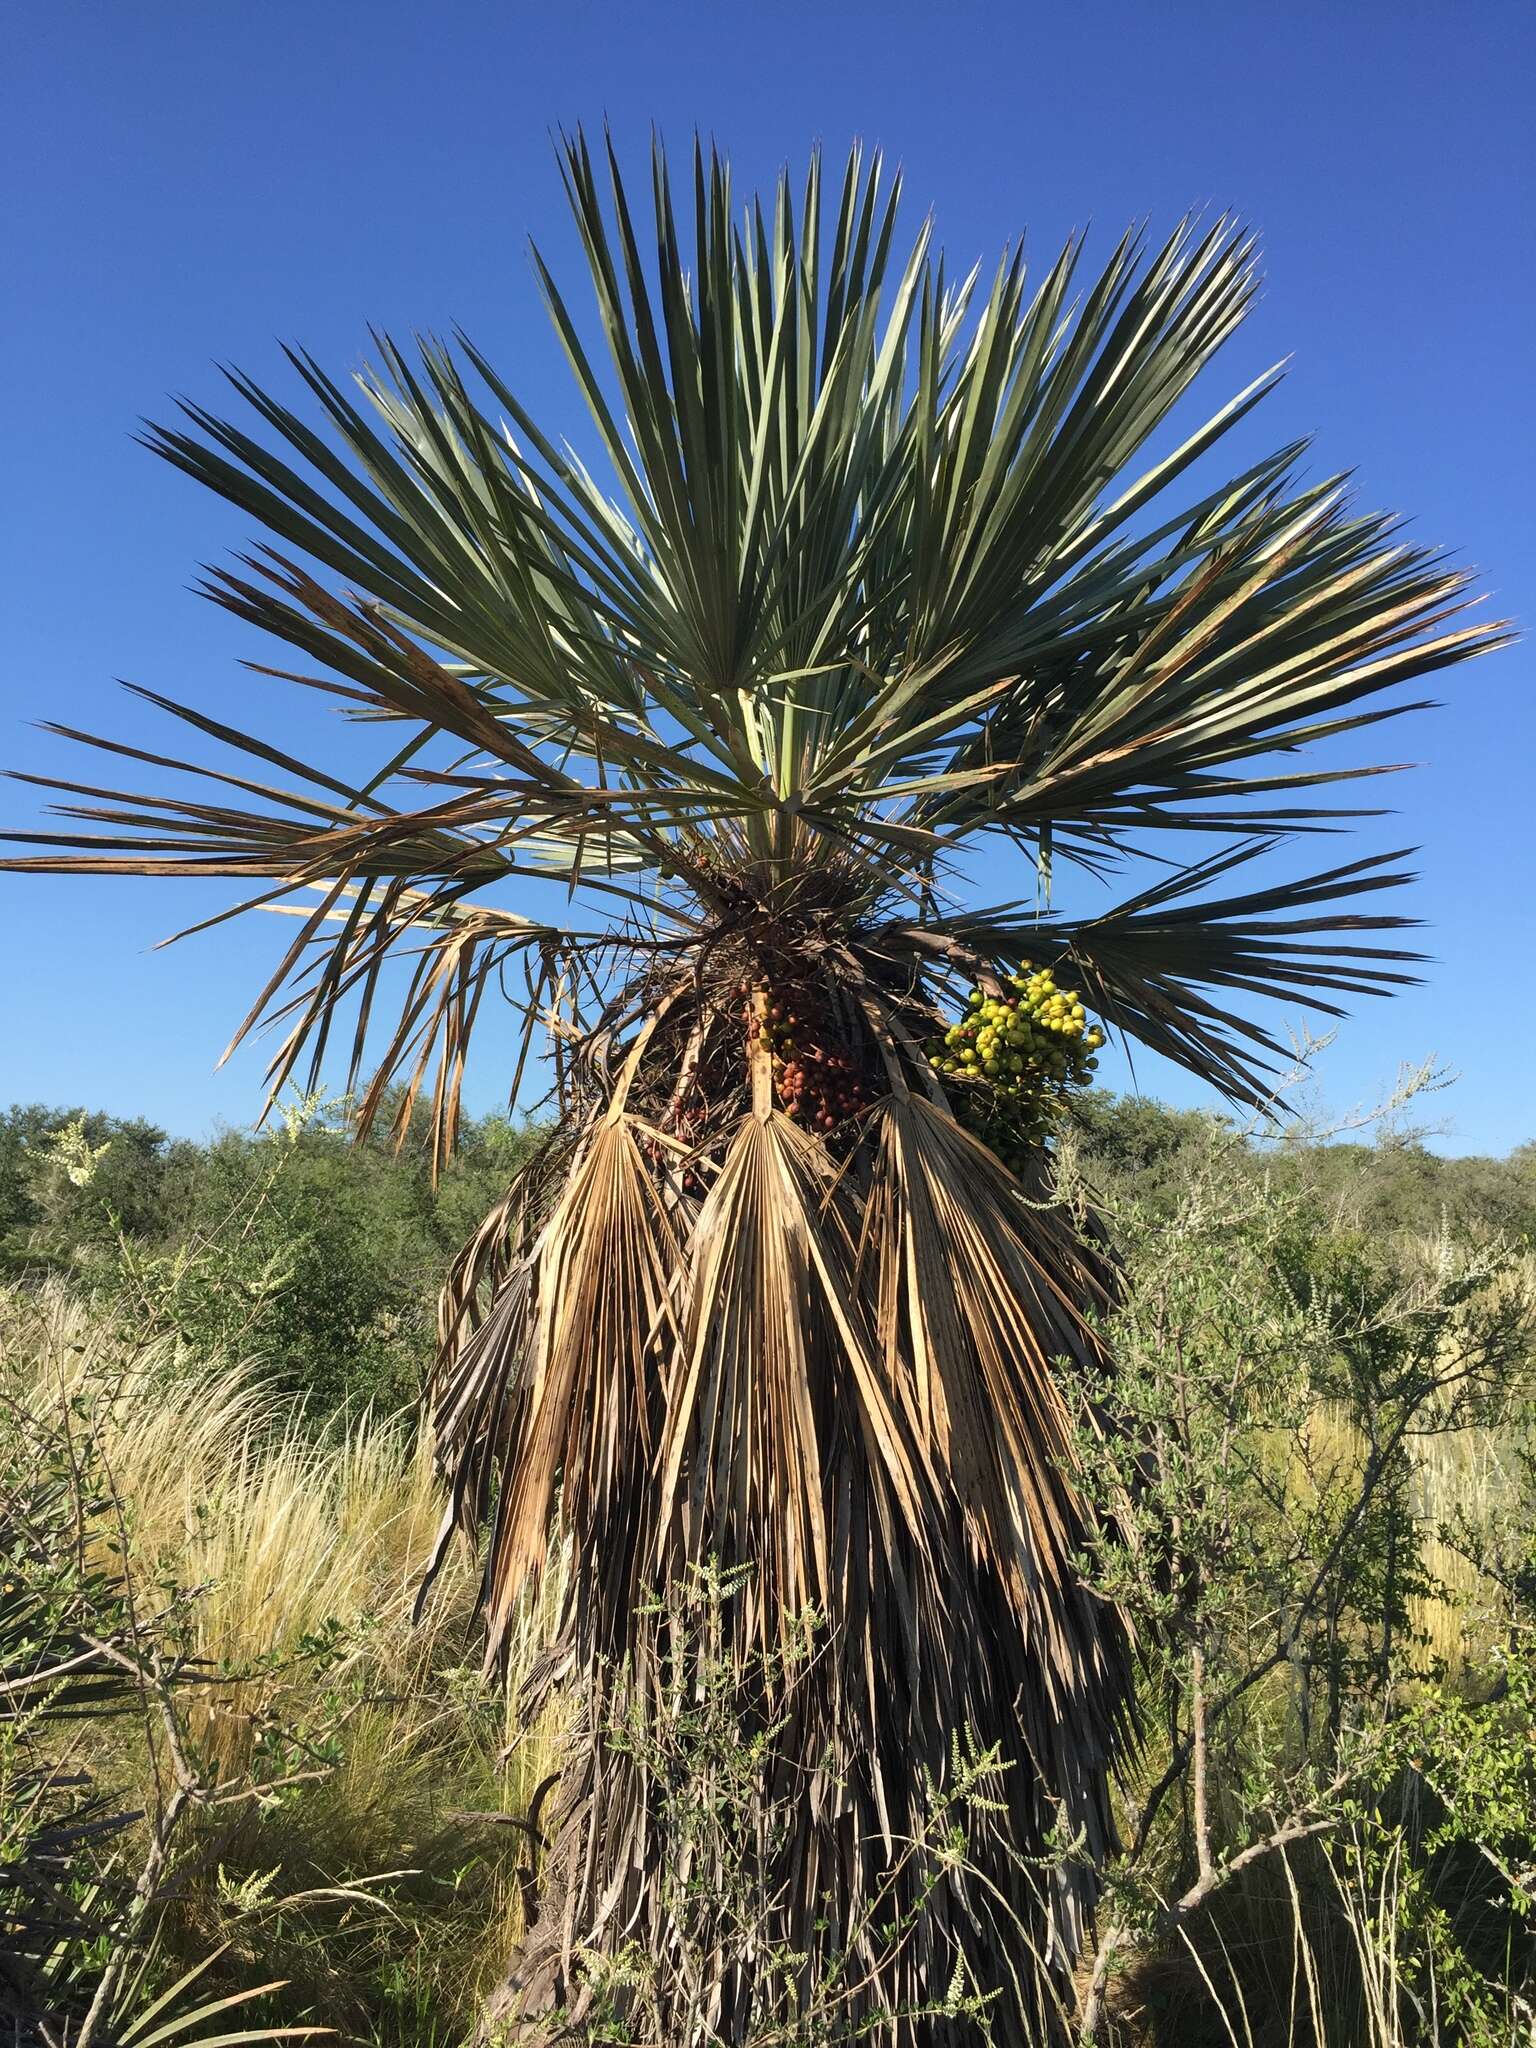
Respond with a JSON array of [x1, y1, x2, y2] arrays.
[[3, 0, 1532, 1152]]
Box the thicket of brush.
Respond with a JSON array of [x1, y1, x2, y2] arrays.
[[0, 1094, 544, 1413], [3, 1090, 1534, 2045]]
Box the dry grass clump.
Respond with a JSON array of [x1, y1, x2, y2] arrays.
[[0, 1279, 565, 2037]]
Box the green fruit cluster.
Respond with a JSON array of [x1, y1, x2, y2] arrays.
[[927, 962, 1104, 1159]]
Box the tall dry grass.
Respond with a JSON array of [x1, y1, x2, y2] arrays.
[[0, 1279, 567, 2035]]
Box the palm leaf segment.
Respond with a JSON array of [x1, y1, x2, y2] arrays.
[[4, 134, 1505, 2035]]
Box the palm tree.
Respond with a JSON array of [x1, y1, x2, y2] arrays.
[[4, 135, 1506, 2040]]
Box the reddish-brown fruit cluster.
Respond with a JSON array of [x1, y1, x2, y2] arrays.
[[741, 980, 870, 1132], [644, 1097, 704, 1192]]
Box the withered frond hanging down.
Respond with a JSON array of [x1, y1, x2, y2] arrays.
[[5, 129, 1510, 2040], [658, 1109, 849, 1630], [424, 1104, 685, 1664]]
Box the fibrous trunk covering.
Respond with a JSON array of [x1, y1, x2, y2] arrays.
[[426, 1018, 1133, 2044]]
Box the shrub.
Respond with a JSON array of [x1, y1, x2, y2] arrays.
[[1056, 1128, 1536, 2042], [1, 1098, 547, 1416]]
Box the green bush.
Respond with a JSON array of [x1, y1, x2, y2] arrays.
[[0, 1098, 546, 1414], [1055, 1124, 1536, 2043]]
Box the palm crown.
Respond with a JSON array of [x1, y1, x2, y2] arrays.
[[3, 134, 1508, 2038], [7, 136, 1504, 1140]]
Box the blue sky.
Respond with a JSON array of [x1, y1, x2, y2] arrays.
[[3, 0, 1532, 1152]]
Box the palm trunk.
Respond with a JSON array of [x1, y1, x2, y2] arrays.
[[442, 1098, 1134, 2045]]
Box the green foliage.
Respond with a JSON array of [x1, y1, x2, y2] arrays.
[[1062, 1088, 1234, 1210], [0, 1279, 562, 2048], [1065, 1087, 1536, 1245], [0, 1103, 194, 1254], [0, 1099, 546, 1414], [2, 1383, 138, 2017], [1, 1299, 347, 2048], [1054, 1123, 1536, 2043], [1279, 1134, 1536, 1247], [11, 1085, 1526, 1428]]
